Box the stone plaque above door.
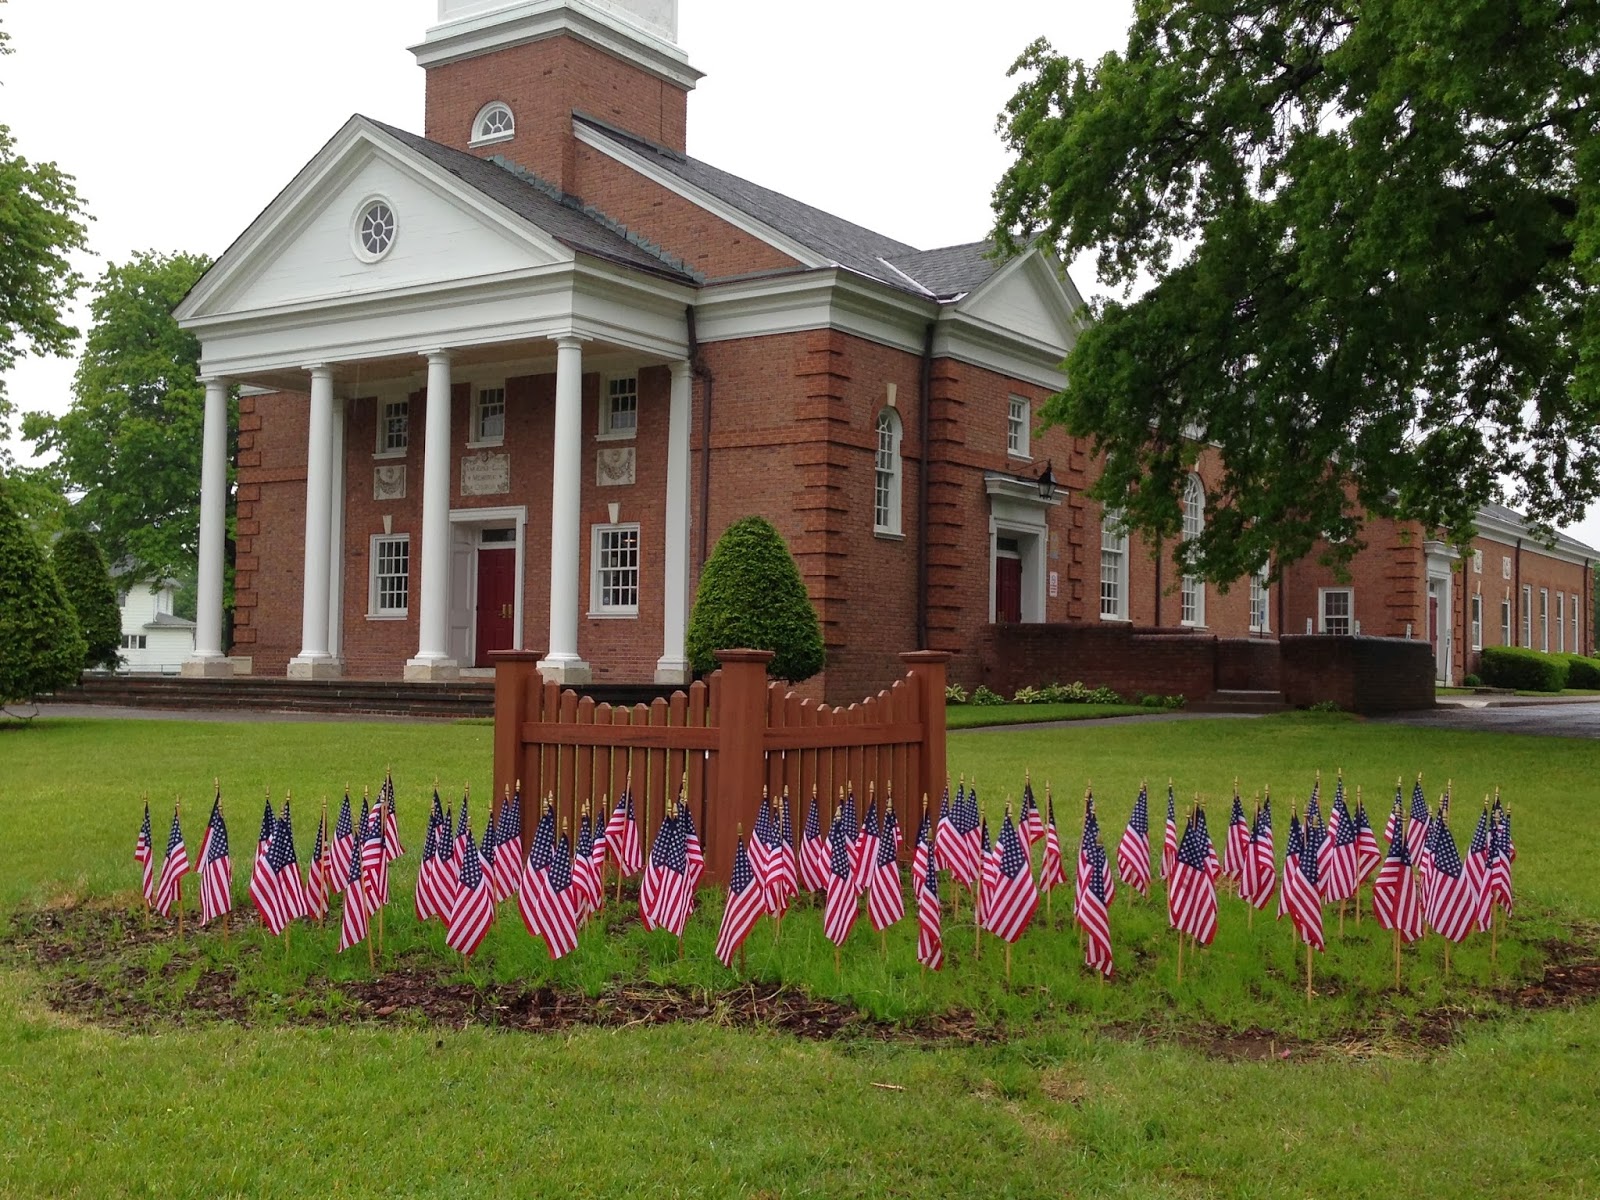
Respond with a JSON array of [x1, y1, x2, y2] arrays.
[[461, 452, 511, 496]]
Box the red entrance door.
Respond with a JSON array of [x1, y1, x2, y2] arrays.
[[1429, 594, 1440, 654], [995, 556, 1023, 624], [474, 548, 516, 667]]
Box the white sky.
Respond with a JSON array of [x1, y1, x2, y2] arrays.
[[4, 0, 1598, 551]]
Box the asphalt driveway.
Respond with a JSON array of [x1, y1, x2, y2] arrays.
[[1376, 697, 1600, 739]]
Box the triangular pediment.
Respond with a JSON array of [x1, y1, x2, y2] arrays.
[[953, 247, 1085, 356], [178, 118, 574, 323]]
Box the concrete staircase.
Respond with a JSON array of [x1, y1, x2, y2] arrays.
[[1189, 688, 1291, 714]]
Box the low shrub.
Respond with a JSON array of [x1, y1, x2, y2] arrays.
[[1308, 699, 1343, 713], [1461, 673, 1484, 688], [970, 685, 1006, 706], [1035, 681, 1126, 705], [1011, 685, 1046, 705], [1480, 646, 1569, 692], [1563, 655, 1600, 689], [944, 683, 969, 705]]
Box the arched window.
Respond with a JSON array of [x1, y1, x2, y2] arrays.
[[471, 102, 515, 146], [1180, 474, 1205, 626], [874, 409, 902, 535]]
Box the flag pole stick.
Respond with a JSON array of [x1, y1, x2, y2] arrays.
[[834, 944, 841, 978], [1004, 942, 1012, 985], [1305, 942, 1313, 1004], [1176, 931, 1184, 985], [1247, 902, 1254, 932], [880, 928, 887, 961], [1443, 942, 1451, 981], [1490, 908, 1498, 968], [1393, 926, 1401, 989], [367, 915, 375, 972], [175, 796, 184, 940], [1339, 900, 1345, 939]]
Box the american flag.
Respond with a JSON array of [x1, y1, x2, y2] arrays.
[[453, 792, 470, 878], [572, 810, 599, 920], [799, 789, 830, 893], [853, 798, 881, 899], [1317, 791, 1358, 903], [1406, 777, 1430, 870], [1487, 814, 1514, 916], [984, 815, 1038, 944], [330, 790, 354, 896], [359, 797, 386, 915], [604, 791, 643, 878], [1194, 803, 1220, 881], [199, 798, 233, 926], [135, 801, 155, 906], [1038, 798, 1066, 893], [414, 793, 444, 921], [714, 836, 765, 968], [777, 792, 799, 906], [933, 783, 965, 885], [337, 833, 370, 953], [1077, 823, 1113, 978], [1384, 780, 1403, 844], [491, 786, 524, 902], [1352, 801, 1382, 885], [1167, 814, 1218, 945], [822, 812, 859, 947], [867, 807, 905, 932], [960, 782, 984, 888], [1247, 796, 1276, 910], [303, 810, 330, 922], [516, 804, 556, 941], [1075, 804, 1101, 919], [1019, 776, 1045, 846], [915, 818, 943, 971], [1498, 797, 1516, 862], [1223, 791, 1249, 883], [479, 802, 500, 902], [1116, 784, 1151, 897], [977, 819, 997, 926], [1160, 784, 1178, 882], [749, 793, 775, 904], [436, 792, 459, 910], [380, 771, 403, 862], [248, 800, 281, 930], [1279, 813, 1325, 951], [641, 810, 691, 937], [1238, 807, 1262, 908], [445, 826, 495, 956], [1372, 819, 1422, 942], [1465, 807, 1493, 933], [252, 798, 306, 935], [759, 796, 795, 916], [680, 800, 705, 896], [1424, 810, 1477, 943], [255, 793, 275, 859], [586, 803, 609, 912], [540, 830, 581, 959]]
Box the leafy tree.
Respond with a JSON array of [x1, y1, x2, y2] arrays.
[[0, 474, 86, 708], [23, 251, 219, 581], [993, 1, 1598, 582], [686, 516, 826, 683], [50, 528, 121, 670], [0, 463, 69, 543], [0, 8, 91, 460]]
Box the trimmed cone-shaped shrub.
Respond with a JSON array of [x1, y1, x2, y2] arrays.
[[51, 529, 122, 670], [686, 516, 825, 683], [0, 476, 88, 705]]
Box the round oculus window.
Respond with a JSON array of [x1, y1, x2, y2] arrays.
[[356, 200, 396, 260]]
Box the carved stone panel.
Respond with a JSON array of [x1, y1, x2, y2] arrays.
[[597, 446, 636, 487], [461, 452, 510, 496], [374, 464, 407, 501]]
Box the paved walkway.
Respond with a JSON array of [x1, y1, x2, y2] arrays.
[[1376, 698, 1600, 740], [958, 711, 1264, 733], [14, 703, 465, 725]]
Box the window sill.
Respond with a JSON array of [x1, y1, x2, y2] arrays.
[[1249, 626, 1271, 636], [468, 132, 515, 149], [595, 431, 637, 443], [1007, 451, 1033, 463], [367, 612, 408, 621], [1099, 613, 1130, 623], [586, 610, 639, 620], [373, 449, 407, 461], [1180, 621, 1208, 631], [873, 529, 905, 541], [465, 438, 504, 451]]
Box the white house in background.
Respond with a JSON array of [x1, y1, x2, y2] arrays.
[[114, 576, 197, 674]]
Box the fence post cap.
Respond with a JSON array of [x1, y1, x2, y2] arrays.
[[713, 648, 777, 665], [899, 650, 953, 665]]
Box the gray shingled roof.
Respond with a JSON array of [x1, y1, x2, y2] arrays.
[[368, 119, 698, 284], [885, 241, 999, 300], [572, 114, 940, 292], [1478, 502, 1600, 557], [143, 612, 197, 630]]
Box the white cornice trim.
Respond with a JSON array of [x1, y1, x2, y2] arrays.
[[411, 1, 701, 90], [1472, 514, 1598, 566], [574, 121, 822, 269]]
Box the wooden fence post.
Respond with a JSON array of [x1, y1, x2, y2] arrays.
[[900, 651, 951, 809], [492, 650, 542, 830], [712, 648, 775, 885]]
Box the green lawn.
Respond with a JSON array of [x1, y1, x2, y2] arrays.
[[945, 701, 1148, 728], [2, 712, 1599, 1197]]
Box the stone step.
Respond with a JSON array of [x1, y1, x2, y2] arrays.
[[1189, 689, 1291, 714]]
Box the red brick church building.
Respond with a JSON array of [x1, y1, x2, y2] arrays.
[[175, 0, 1594, 703]]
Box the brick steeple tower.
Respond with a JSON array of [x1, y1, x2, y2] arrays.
[[412, 0, 700, 191]]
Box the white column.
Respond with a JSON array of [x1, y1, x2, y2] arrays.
[[655, 359, 693, 684], [538, 335, 591, 684], [406, 350, 460, 680], [183, 375, 234, 677], [326, 396, 346, 665], [289, 365, 340, 677]]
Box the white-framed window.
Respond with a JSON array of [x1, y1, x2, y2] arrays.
[[1471, 593, 1483, 651], [1539, 588, 1549, 651], [120, 634, 147, 650], [1007, 396, 1030, 458], [471, 384, 505, 446], [1572, 593, 1581, 654], [591, 524, 640, 616], [600, 375, 638, 440], [353, 197, 397, 262], [377, 398, 408, 457], [1502, 556, 1513, 580], [1319, 588, 1353, 636], [369, 535, 410, 618], [470, 101, 515, 146], [1472, 549, 1483, 575], [1180, 474, 1205, 626], [873, 408, 902, 536], [1501, 597, 1512, 645], [1521, 584, 1532, 647], [1249, 566, 1270, 633], [1099, 513, 1127, 620], [1557, 592, 1566, 653]]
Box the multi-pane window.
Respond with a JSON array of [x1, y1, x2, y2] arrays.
[[371, 535, 409, 616], [1573, 594, 1581, 654], [1249, 567, 1270, 632], [1521, 585, 1532, 647], [120, 634, 147, 650], [378, 399, 408, 455], [1099, 514, 1127, 619], [592, 525, 640, 614], [1180, 474, 1204, 626], [473, 102, 514, 143], [873, 409, 902, 534], [1501, 598, 1512, 645], [1320, 589, 1352, 636], [1540, 588, 1549, 651], [1007, 396, 1029, 457], [1471, 593, 1483, 651], [474, 386, 505, 444], [602, 376, 638, 438], [1557, 592, 1566, 653]]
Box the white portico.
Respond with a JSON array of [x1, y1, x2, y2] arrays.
[[175, 113, 700, 686]]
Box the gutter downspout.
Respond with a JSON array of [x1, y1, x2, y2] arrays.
[[1587, 558, 1593, 656], [915, 323, 934, 649], [1153, 538, 1163, 626], [687, 306, 714, 579]]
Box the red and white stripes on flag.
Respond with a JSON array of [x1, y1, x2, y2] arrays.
[[1019, 779, 1045, 847], [914, 815, 943, 971], [330, 790, 354, 896], [984, 815, 1039, 944], [154, 805, 191, 919], [1279, 813, 1325, 952], [1353, 802, 1383, 886], [303, 811, 331, 922], [1076, 831, 1113, 978], [867, 809, 905, 932], [604, 791, 644, 878], [799, 790, 830, 893], [1160, 785, 1178, 882], [445, 826, 495, 957], [337, 836, 370, 953], [415, 793, 446, 921], [1167, 813, 1218, 946], [1423, 812, 1479, 944], [135, 802, 155, 906], [538, 831, 582, 960], [1038, 801, 1066, 894], [822, 812, 859, 947], [715, 836, 766, 968], [1223, 793, 1249, 883], [1116, 785, 1151, 897], [1371, 822, 1422, 943], [517, 805, 557, 943], [1487, 814, 1514, 917], [198, 798, 233, 926]]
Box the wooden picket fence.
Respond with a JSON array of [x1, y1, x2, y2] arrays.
[[492, 649, 949, 885]]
